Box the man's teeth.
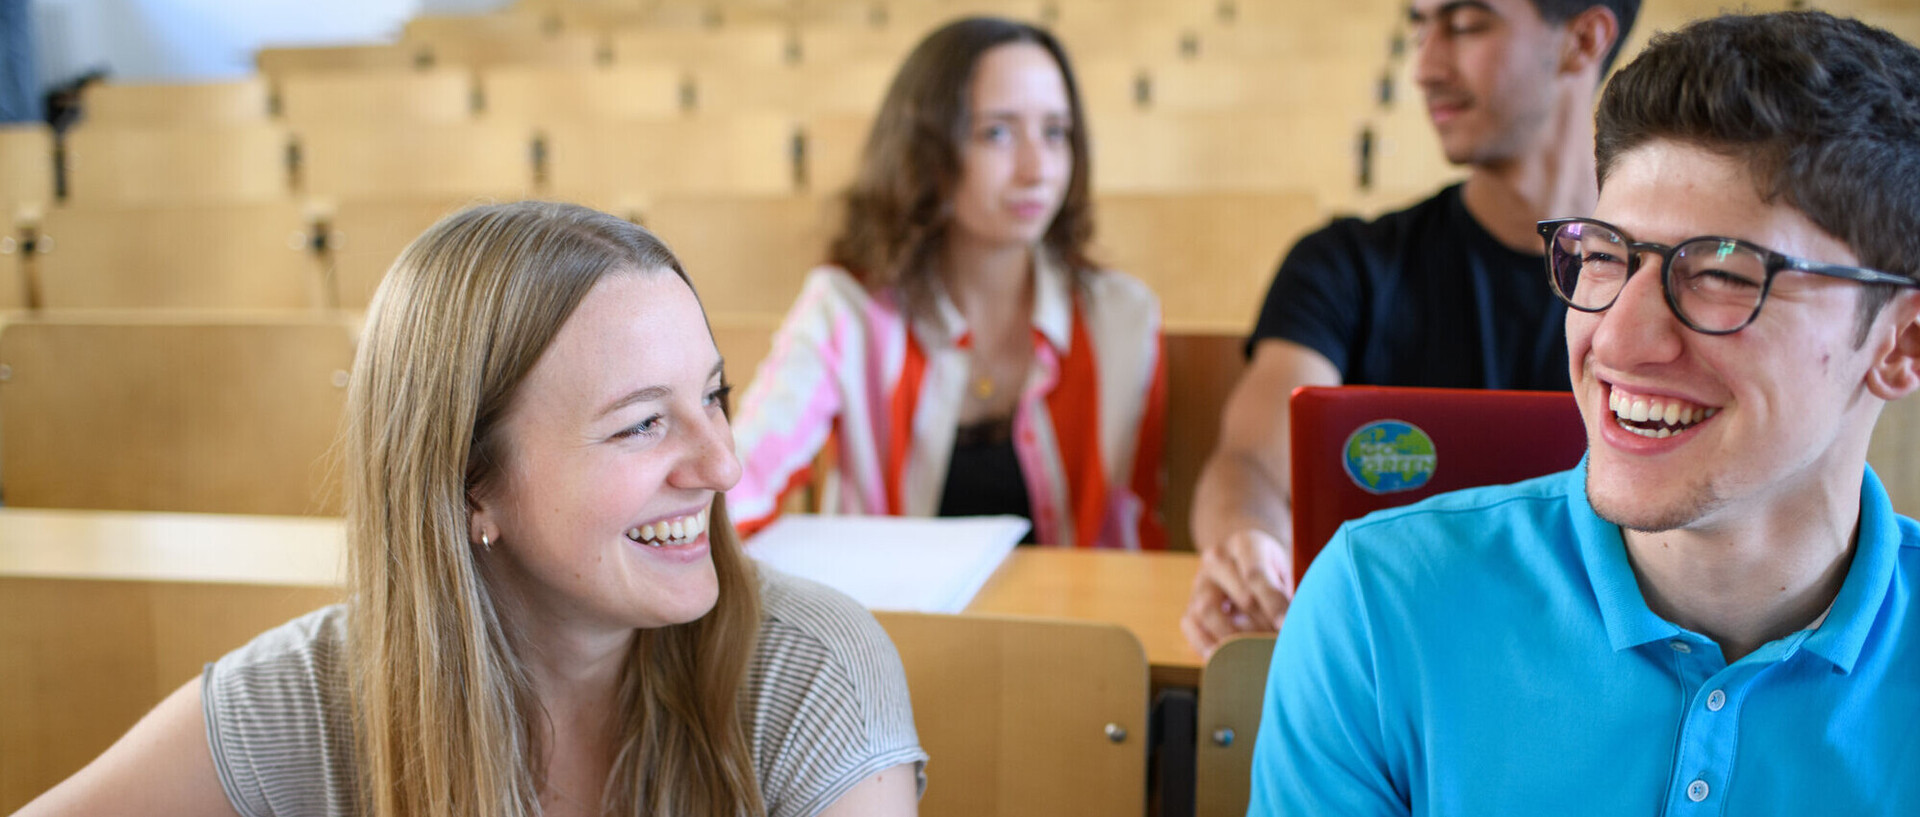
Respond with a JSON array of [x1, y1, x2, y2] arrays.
[[624, 511, 707, 547], [1607, 389, 1718, 438]]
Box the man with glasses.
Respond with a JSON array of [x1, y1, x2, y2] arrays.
[[1183, 0, 1638, 655], [1248, 11, 1920, 813]]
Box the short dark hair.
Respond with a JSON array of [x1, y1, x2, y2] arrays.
[[828, 17, 1095, 304], [1595, 11, 1920, 343], [1532, 0, 1641, 74]]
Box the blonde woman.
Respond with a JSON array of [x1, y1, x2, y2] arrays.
[[18, 202, 925, 817]]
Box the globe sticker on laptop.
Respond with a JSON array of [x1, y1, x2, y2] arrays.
[[1343, 420, 1437, 494]]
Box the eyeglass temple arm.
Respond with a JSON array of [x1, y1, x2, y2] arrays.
[[1795, 259, 1919, 288]]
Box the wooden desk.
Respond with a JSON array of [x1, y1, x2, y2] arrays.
[[0, 507, 345, 585], [968, 549, 1203, 687], [0, 510, 1201, 813], [0, 510, 1201, 685]]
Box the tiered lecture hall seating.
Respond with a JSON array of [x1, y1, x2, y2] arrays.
[[9, 1, 1920, 815]]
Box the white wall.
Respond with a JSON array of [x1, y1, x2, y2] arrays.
[[29, 0, 512, 86]]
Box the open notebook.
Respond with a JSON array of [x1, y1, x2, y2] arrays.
[[1289, 385, 1588, 588], [743, 514, 1028, 613]]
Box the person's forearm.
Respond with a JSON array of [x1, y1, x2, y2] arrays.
[[1190, 446, 1293, 555]]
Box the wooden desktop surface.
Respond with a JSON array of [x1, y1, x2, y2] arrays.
[[0, 508, 1203, 684], [968, 548, 1203, 687]]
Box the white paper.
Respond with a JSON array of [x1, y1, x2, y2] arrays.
[[744, 515, 1027, 613]]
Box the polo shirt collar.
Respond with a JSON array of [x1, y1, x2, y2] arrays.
[[1569, 457, 1903, 674], [1564, 459, 1677, 653], [1797, 465, 1901, 674], [918, 246, 1073, 353]]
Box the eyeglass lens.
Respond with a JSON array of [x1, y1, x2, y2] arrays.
[[1547, 221, 1766, 332]]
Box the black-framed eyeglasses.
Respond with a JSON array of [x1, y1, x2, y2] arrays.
[[1536, 216, 1917, 335]]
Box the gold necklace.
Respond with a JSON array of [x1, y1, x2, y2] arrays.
[[973, 373, 996, 400]]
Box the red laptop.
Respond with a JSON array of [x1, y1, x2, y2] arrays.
[[1288, 385, 1588, 588]]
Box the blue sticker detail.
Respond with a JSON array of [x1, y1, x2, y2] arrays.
[[1343, 420, 1437, 494]]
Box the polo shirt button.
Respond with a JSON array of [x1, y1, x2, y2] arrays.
[[1706, 689, 1726, 711], [1669, 640, 1693, 654], [1687, 780, 1709, 802]]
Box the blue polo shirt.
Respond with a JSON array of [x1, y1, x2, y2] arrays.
[[1248, 461, 1920, 816]]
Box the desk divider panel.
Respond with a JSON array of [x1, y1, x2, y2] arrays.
[[1194, 634, 1276, 817], [876, 611, 1150, 817]]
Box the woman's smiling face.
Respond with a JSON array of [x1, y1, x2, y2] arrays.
[[472, 269, 740, 631]]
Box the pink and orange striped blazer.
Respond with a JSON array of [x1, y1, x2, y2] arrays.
[[730, 255, 1167, 549]]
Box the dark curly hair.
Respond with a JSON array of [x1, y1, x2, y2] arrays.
[[826, 17, 1095, 307], [1595, 10, 1920, 343]]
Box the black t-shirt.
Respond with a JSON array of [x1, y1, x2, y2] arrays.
[[1250, 184, 1571, 391]]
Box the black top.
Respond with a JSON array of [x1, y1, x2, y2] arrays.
[[1250, 184, 1571, 391], [937, 417, 1037, 545]]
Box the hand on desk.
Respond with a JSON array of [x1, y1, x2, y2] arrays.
[[1180, 528, 1294, 657]]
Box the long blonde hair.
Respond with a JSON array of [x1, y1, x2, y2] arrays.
[[341, 201, 765, 817]]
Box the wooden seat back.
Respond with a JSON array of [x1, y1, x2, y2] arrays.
[[277, 69, 475, 127], [609, 24, 792, 69], [875, 611, 1150, 817], [542, 113, 795, 200], [80, 78, 272, 128], [0, 316, 356, 515], [324, 196, 479, 309], [34, 202, 324, 310], [0, 124, 54, 219], [297, 122, 535, 200], [643, 193, 829, 316], [479, 65, 681, 121], [1194, 634, 1278, 817], [256, 43, 428, 76], [1093, 190, 1320, 332], [1162, 331, 1247, 553], [64, 124, 292, 206]]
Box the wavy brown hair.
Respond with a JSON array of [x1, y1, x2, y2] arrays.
[[828, 16, 1095, 305], [342, 201, 765, 817]]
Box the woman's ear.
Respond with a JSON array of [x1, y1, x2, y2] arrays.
[[1559, 5, 1620, 78], [1866, 292, 1920, 401], [468, 486, 499, 551]]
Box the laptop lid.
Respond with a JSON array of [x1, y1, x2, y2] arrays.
[[1288, 385, 1587, 588]]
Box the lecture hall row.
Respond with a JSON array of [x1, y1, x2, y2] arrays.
[[0, 3, 1367, 812], [7, 1, 1920, 816]]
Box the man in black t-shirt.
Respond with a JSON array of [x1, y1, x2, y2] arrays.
[[1183, 0, 1640, 655]]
